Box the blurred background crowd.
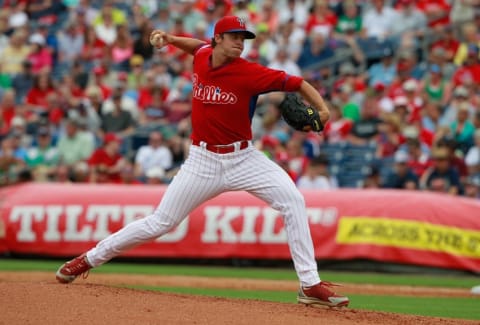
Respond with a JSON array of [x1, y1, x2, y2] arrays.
[[0, 0, 479, 199]]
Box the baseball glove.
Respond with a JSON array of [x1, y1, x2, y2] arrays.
[[278, 93, 324, 132]]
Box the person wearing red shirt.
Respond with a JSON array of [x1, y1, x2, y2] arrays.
[[415, 0, 451, 28], [305, 0, 338, 36], [56, 16, 349, 309], [452, 45, 480, 86], [87, 133, 125, 184], [25, 72, 56, 116], [429, 25, 459, 62]]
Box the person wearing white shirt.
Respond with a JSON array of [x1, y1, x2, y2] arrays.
[[134, 131, 173, 179], [268, 46, 302, 76], [362, 0, 400, 40], [465, 129, 480, 176], [297, 154, 338, 190]]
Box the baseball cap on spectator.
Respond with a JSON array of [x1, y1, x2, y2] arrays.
[[29, 33, 45, 45], [432, 147, 449, 160], [93, 66, 105, 75], [146, 166, 165, 179], [467, 44, 479, 56], [11, 116, 26, 128], [453, 86, 468, 98], [394, 150, 409, 164], [402, 126, 419, 139], [393, 96, 408, 107], [37, 126, 50, 136], [214, 16, 256, 39], [373, 82, 386, 92], [130, 55, 144, 67], [382, 47, 393, 58], [432, 47, 446, 58], [430, 64, 441, 74], [339, 62, 356, 76], [403, 79, 417, 92], [261, 135, 280, 148], [104, 133, 121, 145]]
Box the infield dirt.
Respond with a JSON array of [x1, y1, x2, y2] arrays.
[[0, 272, 477, 325]]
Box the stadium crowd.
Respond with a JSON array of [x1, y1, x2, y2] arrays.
[[0, 0, 479, 199]]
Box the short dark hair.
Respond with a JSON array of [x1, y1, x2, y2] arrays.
[[211, 33, 224, 48]]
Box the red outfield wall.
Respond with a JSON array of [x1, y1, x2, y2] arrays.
[[1, 183, 479, 272]]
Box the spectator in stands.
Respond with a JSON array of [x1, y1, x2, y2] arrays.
[[57, 21, 84, 69], [376, 113, 404, 159], [334, 0, 362, 38], [429, 24, 459, 63], [175, 0, 205, 35], [454, 22, 480, 66], [422, 100, 443, 134], [0, 11, 10, 55], [297, 27, 334, 70], [134, 131, 173, 180], [428, 47, 457, 80], [278, 0, 309, 28], [81, 25, 107, 67], [57, 118, 95, 167], [362, 0, 399, 41], [463, 175, 480, 199], [119, 160, 143, 185], [111, 24, 133, 71], [0, 89, 17, 132], [145, 166, 166, 185], [452, 44, 480, 87], [0, 28, 30, 76], [88, 132, 125, 183], [367, 47, 396, 87], [151, 2, 172, 32], [94, 5, 118, 46], [362, 165, 382, 188], [27, 33, 53, 74], [404, 138, 432, 178], [25, 71, 56, 117], [382, 150, 418, 190], [421, 146, 462, 195], [24, 126, 58, 179], [101, 80, 139, 121], [305, 0, 337, 37], [420, 64, 448, 106], [322, 103, 353, 144], [297, 153, 338, 190], [0, 135, 26, 185], [100, 89, 136, 138], [450, 102, 476, 154], [268, 46, 302, 77], [332, 83, 360, 123], [393, 0, 427, 50], [465, 129, 480, 176], [274, 18, 306, 62], [133, 21, 155, 62], [441, 86, 475, 128], [273, 150, 298, 182], [347, 104, 382, 146], [285, 138, 309, 177], [436, 137, 469, 180], [50, 164, 72, 183]]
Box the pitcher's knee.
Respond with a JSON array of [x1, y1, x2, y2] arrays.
[[145, 210, 182, 236]]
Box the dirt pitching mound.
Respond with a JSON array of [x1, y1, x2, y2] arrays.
[[0, 273, 477, 325]]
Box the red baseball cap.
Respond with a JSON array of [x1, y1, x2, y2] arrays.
[[104, 133, 121, 144], [214, 16, 256, 39]]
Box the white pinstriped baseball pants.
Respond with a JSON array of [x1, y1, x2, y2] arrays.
[[86, 143, 320, 286]]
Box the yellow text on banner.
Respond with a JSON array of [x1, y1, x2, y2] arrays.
[[336, 217, 480, 259]]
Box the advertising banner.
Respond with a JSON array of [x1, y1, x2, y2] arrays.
[[1, 183, 479, 271]]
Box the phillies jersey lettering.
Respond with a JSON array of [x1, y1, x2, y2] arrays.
[[192, 74, 238, 104], [190, 45, 303, 145]]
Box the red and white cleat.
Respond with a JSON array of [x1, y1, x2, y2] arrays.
[[297, 281, 349, 307], [55, 253, 92, 284]]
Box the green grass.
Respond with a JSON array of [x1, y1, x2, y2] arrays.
[[1, 258, 479, 288], [127, 286, 480, 320]]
